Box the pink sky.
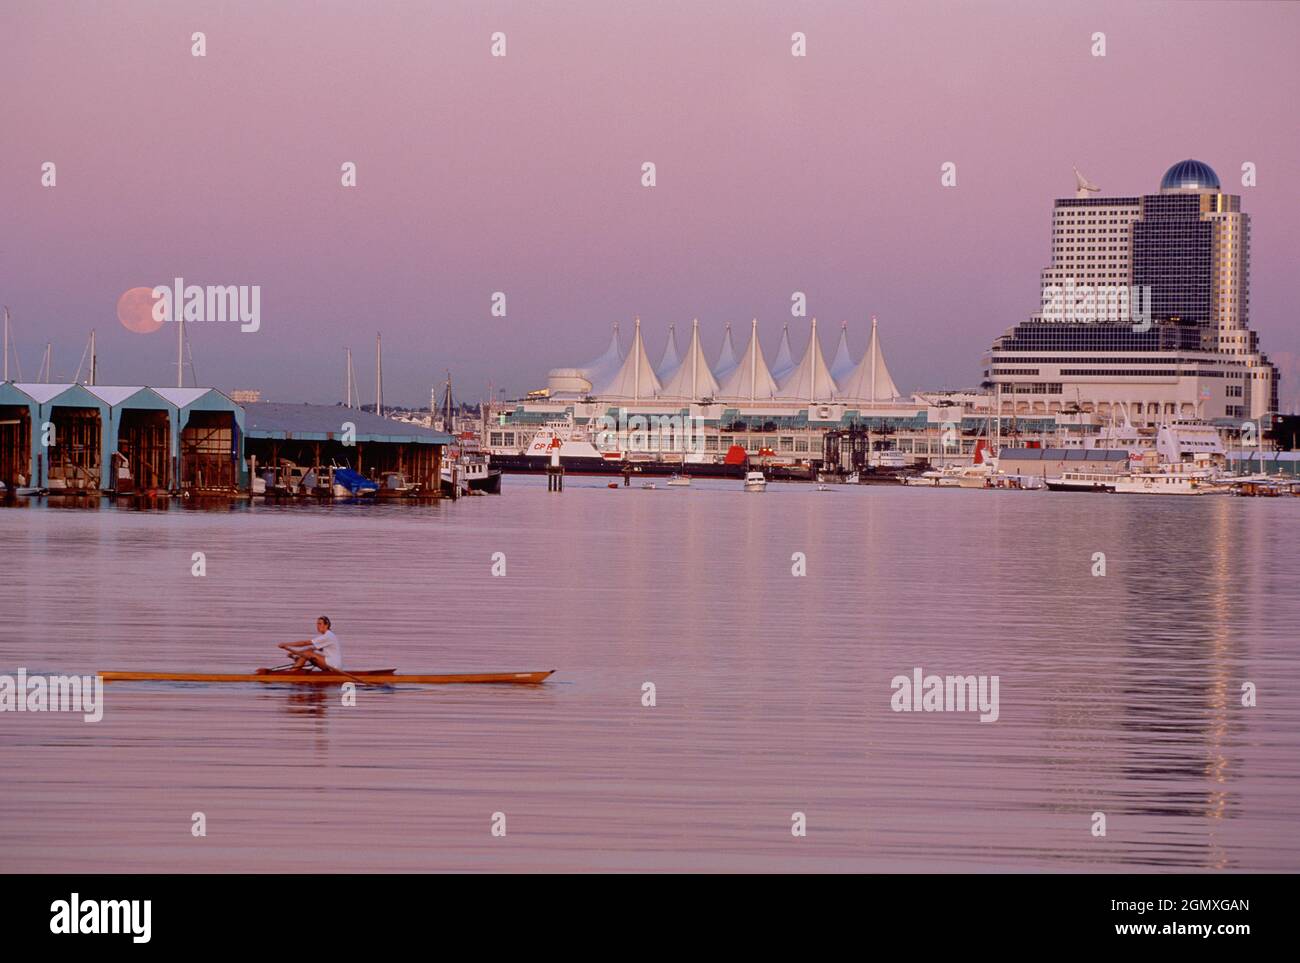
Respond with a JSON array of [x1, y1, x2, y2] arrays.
[[2, 0, 1298, 407]]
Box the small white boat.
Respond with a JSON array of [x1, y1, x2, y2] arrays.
[[816, 484, 831, 492], [844, 472, 860, 485], [903, 469, 960, 487], [744, 471, 767, 492], [666, 474, 691, 487], [641, 482, 657, 490]]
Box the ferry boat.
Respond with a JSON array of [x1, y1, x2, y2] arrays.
[[1044, 470, 1121, 493], [1111, 467, 1219, 495], [1045, 464, 1219, 495]]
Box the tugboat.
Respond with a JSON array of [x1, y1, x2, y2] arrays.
[[436, 373, 502, 495], [441, 452, 502, 495]]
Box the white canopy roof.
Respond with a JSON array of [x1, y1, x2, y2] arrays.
[[595, 318, 662, 400], [770, 323, 795, 383], [717, 319, 780, 402], [830, 322, 855, 382], [775, 319, 838, 401], [837, 316, 902, 403], [658, 319, 721, 400], [654, 324, 681, 382], [713, 322, 740, 380], [579, 323, 623, 387]]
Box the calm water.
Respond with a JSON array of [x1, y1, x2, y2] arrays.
[[1, 477, 1297, 872]]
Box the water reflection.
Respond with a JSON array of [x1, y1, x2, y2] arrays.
[[1, 480, 1297, 872]]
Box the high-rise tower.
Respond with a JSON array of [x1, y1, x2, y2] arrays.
[[989, 160, 1278, 428]]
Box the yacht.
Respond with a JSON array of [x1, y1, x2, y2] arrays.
[[744, 471, 767, 492]]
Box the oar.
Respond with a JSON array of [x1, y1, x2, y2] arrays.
[[260, 660, 377, 686], [327, 665, 381, 688]]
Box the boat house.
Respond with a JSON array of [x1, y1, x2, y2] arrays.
[[0, 382, 244, 494], [242, 402, 451, 494]]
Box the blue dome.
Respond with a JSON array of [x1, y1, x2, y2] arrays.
[[1160, 159, 1220, 191]]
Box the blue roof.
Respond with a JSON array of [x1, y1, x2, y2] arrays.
[[243, 402, 451, 445], [1160, 159, 1220, 191]]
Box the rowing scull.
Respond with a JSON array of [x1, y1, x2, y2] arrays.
[[100, 669, 555, 686]]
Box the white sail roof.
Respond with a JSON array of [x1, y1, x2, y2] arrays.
[[713, 322, 740, 380], [775, 319, 838, 401], [595, 318, 661, 400], [770, 323, 795, 383], [579, 323, 624, 387], [659, 319, 721, 400], [654, 324, 682, 382], [717, 319, 780, 402], [837, 316, 902, 403], [830, 322, 855, 382]]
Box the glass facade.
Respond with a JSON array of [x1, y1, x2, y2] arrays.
[[1132, 194, 1215, 331]]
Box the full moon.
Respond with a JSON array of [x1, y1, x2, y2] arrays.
[[117, 286, 164, 334]]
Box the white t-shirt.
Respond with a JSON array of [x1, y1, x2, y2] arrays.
[[312, 630, 343, 669]]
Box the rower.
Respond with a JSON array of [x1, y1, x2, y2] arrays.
[[278, 616, 343, 672]]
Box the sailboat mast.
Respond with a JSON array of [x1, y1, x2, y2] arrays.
[[375, 334, 383, 418], [2, 306, 8, 381], [176, 314, 185, 388], [345, 348, 353, 407]]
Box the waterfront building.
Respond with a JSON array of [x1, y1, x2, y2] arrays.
[[488, 159, 1282, 474], [988, 159, 1279, 431]]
